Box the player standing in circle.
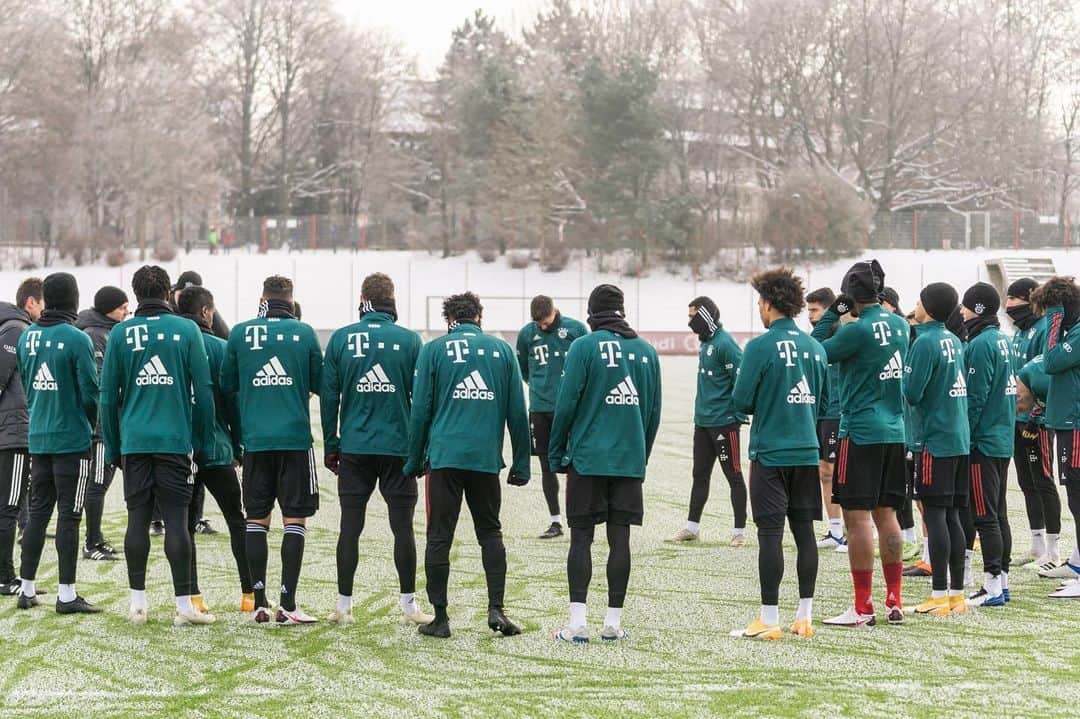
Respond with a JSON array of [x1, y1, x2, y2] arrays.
[[669, 296, 747, 546], [515, 295, 587, 539], [906, 283, 971, 616], [811, 260, 910, 627], [550, 284, 661, 643], [404, 292, 530, 638], [320, 273, 433, 626], [731, 269, 826, 640], [99, 265, 216, 625], [221, 276, 324, 625]]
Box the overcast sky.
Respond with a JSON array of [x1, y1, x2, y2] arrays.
[[336, 0, 543, 77]]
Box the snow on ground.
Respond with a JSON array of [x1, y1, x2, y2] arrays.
[[0, 247, 1077, 334]]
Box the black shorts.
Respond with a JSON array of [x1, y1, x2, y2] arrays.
[[566, 466, 643, 528], [338, 454, 417, 509], [912, 451, 968, 507], [1056, 429, 1080, 486], [530, 412, 553, 458], [122, 453, 194, 510], [749, 462, 822, 523], [0, 449, 30, 509], [242, 449, 319, 519], [969, 451, 1007, 521], [832, 439, 906, 510], [817, 419, 840, 463], [905, 451, 916, 499]]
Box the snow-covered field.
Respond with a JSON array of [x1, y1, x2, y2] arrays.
[[1, 246, 1077, 335]]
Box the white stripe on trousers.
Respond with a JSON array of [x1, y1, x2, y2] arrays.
[[8, 453, 25, 506], [308, 449, 317, 495], [94, 443, 104, 485], [74, 459, 89, 513]]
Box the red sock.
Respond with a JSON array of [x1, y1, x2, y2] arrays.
[[852, 569, 874, 615], [883, 561, 903, 608]]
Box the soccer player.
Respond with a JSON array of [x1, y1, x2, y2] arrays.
[[221, 275, 323, 624], [0, 278, 41, 596], [549, 285, 661, 643], [880, 287, 902, 315], [958, 283, 1016, 607], [177, 286, 252, 613], [172, 270, 230, 340], [76, 285, 128, 561], [16, 273, 101, 614], [805, 287, 846, 551], [1034, 277, 1080, 595], [905, 282, 970, 616], [515, 295, 587, 539], [320, 272, 433, 626], [731, 269, 826, 640], [404, 292, 530, 638], [100, 265, 215, 625], [811, 260, 909, 627], [670, 296, 746, 546], [1005, 278, 1061, 567]]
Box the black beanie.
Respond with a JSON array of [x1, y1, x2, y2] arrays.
[[920, 282, 958, 322], [690, 295, 719, 321], [1006, 277, 1038, 302], [172, 270, 203, 292], [43, 272, 79, 312], [841, 259, 885, 303], [588, 284, 625, 316], [962, 282, 1000, 317], [93, 286, 128, 315], [880, 286, 901, 312]]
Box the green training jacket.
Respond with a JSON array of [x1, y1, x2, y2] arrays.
[[199, 327, 241, 467], [964, 325, 1017, 458], [902, 321, 970, 457], [1013, 314, 1050, 424], [1042, 307, 1080, 431], [694, 325, 745, 428], [515, 313, 588, 413]]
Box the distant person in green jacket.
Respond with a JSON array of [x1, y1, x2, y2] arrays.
[[549, 284, 661, 643], [905, 282, 970, 617], [1005, 278, 1061, 568], [958, 282, 1016, 607], [515, 295, 588, 540], [669, 295, 747, 546], [221, 275, 324, 625], [177, 286, 252, 615], [320, 272, 433, 627], [101, 265, 216, 626], [15, 273, 101, 614], [404, 292, 530, 639], [1033, 277, 1080, 596], [731, 269, 826, 640]]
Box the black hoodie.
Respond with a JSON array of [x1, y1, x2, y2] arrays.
[[0, 302, 31, 450], [76, 308, 119, 374]]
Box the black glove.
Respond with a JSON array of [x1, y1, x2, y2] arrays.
[[324, 451, 340, 475], [507, 471, 529, 486], [1063, 297, 1080, 332], [829, 294, 855, 317]]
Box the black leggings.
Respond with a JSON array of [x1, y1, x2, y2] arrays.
[[188, 465, 250, 595], [337, 498, 417, 596], [126, 501, 192, 596], [568, 523, 631, 608], [1015, 425, 1062, 533], [756, 516, 817, 605], [925, 505, 965, 592], [83, 442, 116, 547], [21, 454, 88, 585], [1068, 484, 1080, 554], [689, 425, 746, 528]]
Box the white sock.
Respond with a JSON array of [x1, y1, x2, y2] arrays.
[[1031, 528, 1046, 556], [338, 594, 352, 613], [984, 573, 1002, 597], [400, 593, 416, 613], [732, 527, 745, 537], [20, 578, 35, 598], [948, 589, 963, 597], [921, 539, 931, 564], [828, 518, 844, 538], [931, 589, 946, 599], [175, 595, 193, 614], [796, 597, 813, 621], [686, 520, 701, 534], [901, 527, 916, 543], [604, 606, 622, 629], [1048, 533, 1061, 558], [551, 515, 562, 525], [1071, 547, 1080, 566], [569, 601, 587, 629], [130, 589, 147, 611], [760, 605, 779, 626], [1001, 571, 1009, 590], [58, 584, 76, 603]]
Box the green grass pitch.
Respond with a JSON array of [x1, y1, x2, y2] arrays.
[[0, 357, 1076, 718]]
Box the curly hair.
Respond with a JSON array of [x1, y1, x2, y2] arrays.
[[443, 292, 483, 323], [1030, 276, 1078, 314], [752, 268, 805, 318], [132, 265, 171, 302], [262, 275, 294, 301]]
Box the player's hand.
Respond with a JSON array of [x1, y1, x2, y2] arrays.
[[1063, 297, 1080, 331], [324, 452, 340, 474], [829, 294, 855, 317], [507, 471, 529, 486]]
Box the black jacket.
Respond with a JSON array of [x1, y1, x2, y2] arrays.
[[0, 302, 30, 450], [76, 308, 119, 439], [210, 310, 230, 341]]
